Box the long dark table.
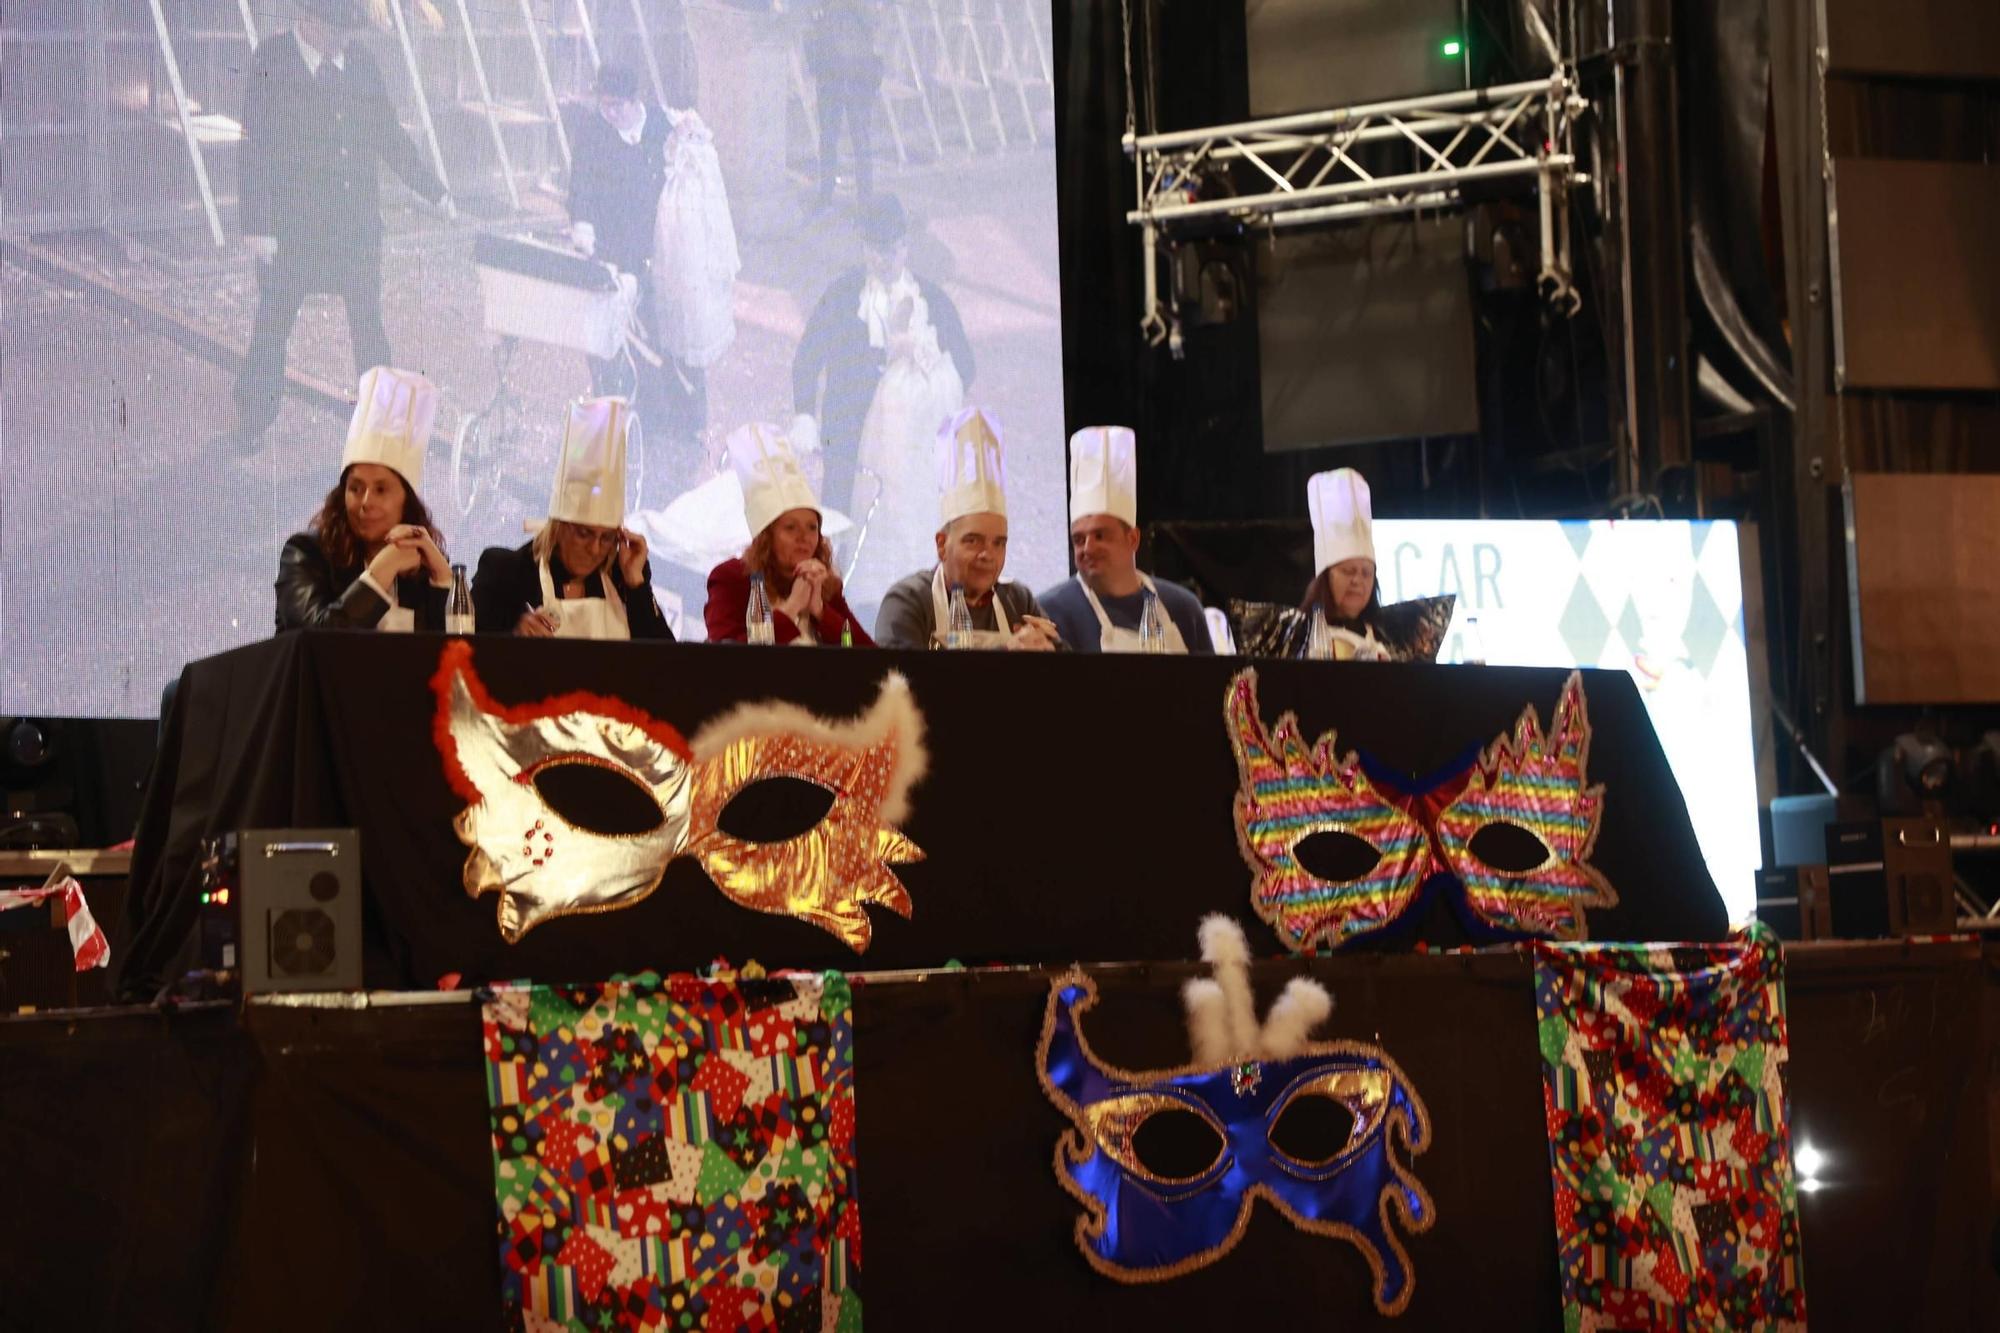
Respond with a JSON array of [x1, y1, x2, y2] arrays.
[[120, 632, 1727, 996], [6, 943, 1994, 1332]]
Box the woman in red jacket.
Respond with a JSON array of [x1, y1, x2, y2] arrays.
[[704, 423, 873, 645]]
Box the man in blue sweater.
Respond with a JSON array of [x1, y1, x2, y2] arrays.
[[1038, 426, 1213, 654]]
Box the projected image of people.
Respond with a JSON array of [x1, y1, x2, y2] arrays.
[[0, 0, 1064, 715]]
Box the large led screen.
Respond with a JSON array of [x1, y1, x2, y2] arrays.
[[2, 0, 1064, 711], [1373, 518, 1761, 921]]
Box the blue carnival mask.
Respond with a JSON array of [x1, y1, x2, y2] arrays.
[[1036, 920, 1435, 1312]]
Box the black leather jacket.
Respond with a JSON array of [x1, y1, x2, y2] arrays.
[[275, 531, 446, 632], [1225, 594, 1456, 661]]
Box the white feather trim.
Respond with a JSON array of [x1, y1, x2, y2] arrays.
[[1257, 976, 1334, 1060], [687, 672, 927, 825]]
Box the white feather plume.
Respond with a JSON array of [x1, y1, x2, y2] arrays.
[[1257, 976, 1334, 1060], [1196, 914, 1259, 1060], [1181, 978, 1232, 1067]]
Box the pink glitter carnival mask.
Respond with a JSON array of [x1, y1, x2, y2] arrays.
[[1227, 668, 1617, 949]]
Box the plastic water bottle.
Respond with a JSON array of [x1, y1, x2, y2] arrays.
[[1460, 613, 1489, 666], [445, 563, 475, 635], [1307, 612, 1334, 661], [1139, 589, 1167, 654], [746, 573, 775, 645], [946, 584, 973, 650]]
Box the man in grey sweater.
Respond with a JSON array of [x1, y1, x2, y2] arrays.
[[872, 407, 1061, 651]]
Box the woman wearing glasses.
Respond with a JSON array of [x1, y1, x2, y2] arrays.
[[471, 397, 673, 640]]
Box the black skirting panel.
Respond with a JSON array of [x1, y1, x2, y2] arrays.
[[2, 943, 1993, 1332], [121, 632, 1725, 997]]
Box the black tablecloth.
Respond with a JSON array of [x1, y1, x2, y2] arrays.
[[6, 944, 1994, 1332], [122, 633, 1726, 995]]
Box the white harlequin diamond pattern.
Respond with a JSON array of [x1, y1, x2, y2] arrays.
[[1554, 522, 1743, 681]]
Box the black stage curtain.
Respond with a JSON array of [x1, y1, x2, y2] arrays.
[[5, 944, 1995, 1331], [122, 634, 1725, 997]]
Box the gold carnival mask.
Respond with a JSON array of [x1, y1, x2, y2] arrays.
[[430, 641, 926, 947]]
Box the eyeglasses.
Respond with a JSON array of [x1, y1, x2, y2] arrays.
[[570, 526, 619, 548]]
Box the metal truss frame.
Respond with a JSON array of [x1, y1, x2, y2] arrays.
[[1124, 73, 1587, 344]]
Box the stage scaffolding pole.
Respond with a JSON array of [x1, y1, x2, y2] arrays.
[[453, 0, 523, 211], [627, 0, 671, 107], [389, 0, 454, 198], [518, 0, 573, 169], [573, 0, 602, 70], [146, 0, 225, 247]]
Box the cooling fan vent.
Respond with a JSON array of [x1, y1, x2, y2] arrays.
[[270, 908, 337, 976]]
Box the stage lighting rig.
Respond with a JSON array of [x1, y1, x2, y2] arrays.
[[1124, 72, 1589, 345]]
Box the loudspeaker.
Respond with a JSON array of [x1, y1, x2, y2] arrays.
[[1753, 865, 1831, 941], [1824, 820, 1891, 939], [237, 830, 362, 994], [1820, 817, 1958, 939], [1246, 0, 1465, 117], [1256, 217, 1481, 452], [1882, 817, 1956, 935]]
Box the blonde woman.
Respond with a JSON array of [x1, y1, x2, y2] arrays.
[[470, 397, 672, 640]]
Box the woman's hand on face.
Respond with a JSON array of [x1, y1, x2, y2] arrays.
[[793, 559, 830, 617], [516, 608, 558, 638], [367, 540, 423, 586], [392, 527, 450, 584], [616, 528, 649, 588], [778, 570, 815, 621]]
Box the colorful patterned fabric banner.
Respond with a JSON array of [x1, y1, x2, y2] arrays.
[[1533, 925, 1806, 1332], [480, 972, 862, 1332]]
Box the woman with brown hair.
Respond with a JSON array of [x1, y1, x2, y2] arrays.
[[704, 423, 872, 645], [275, 367, 453, 631], [1226, 467, 1454, 661], [471, 397, 671, 640]]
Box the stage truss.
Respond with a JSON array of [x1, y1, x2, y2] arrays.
[[1124, 73, 1588, 346]]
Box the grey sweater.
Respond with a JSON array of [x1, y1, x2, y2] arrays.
[[872, 569, 1049, 649]]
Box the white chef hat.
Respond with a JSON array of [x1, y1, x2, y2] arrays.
[[1308, 467, 1375, 574], [727, 421, 821, 538], [547, 396, 633, 528], [936, 407, 1007, 528], [1067, 425, 1138, 527], [341, 365, 437, 494]]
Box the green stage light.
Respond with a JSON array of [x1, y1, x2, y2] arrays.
[[1442, 38, 1464, 57]]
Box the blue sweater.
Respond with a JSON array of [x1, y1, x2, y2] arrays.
[[1036, 575, 1214, 654]]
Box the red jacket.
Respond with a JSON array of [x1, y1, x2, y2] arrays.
[[704, 558, 875, 646]]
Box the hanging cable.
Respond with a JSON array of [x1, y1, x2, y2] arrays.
[[1119, 0, 1137, 141]]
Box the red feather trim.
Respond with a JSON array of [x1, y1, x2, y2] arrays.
[[429, 640, 693, 805]]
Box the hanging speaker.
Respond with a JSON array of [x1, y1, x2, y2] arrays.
[[237, 830, 362, 995]]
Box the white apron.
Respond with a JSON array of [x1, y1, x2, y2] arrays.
[[929, 565, 1011, 650], [1076, 573, 1188, 655], [1311, 617, 1385, 662], [538, 559, 632, 641]]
